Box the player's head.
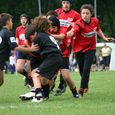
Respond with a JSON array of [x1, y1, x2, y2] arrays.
[[61, 0, 72, 12], [49, 15, 60, 34], [20, 13, 29, 26], [46, 10, 58, 19], [25, 24, 37, 41], [80, 4, 94, 23], [32, 16, 50, 33], [0, 13, 13, 30]]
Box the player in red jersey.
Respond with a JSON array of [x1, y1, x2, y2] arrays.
[[67, 4, 114, 96], [54, 0, 80, 95], [49, 15, 79, 98], [15, 13, 33, 88]]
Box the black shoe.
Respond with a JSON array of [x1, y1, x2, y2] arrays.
[[19, 91, 35, 101], [61, 83, 67, 93], [79, 89, 84, 97], [32, 92, 43, 103], [73, 94, 79, 98], [54, 88, 62, 96]]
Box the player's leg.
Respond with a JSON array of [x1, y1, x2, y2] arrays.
[[60, 69, 79, 98], [75, 52, 84, 77], [31, 69, 44, 102], [79, 50, 95, 96], [0, 69, 4, 86], [16, 59, 27, 76], [0, 61, 5, 86], [25, 60, 33, 87]]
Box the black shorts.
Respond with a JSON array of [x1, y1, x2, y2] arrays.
[[0, 56, 8, 70], [0, 61, 5, 70], [30, 57, 43, 71], [60, 57, 69, 69], [17, 52, 30, 60], [36, 53, 63, 80]]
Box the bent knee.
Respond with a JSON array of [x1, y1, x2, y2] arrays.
[[16, 68, 24, 73]]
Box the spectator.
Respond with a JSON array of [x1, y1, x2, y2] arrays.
[[101, 43, 112, 71]]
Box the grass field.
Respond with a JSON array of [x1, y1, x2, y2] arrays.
[[0, 71, 115, 115]]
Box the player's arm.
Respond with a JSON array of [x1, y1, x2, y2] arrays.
[[8, 35, 39, 52], [24, 39, 31, 48], [15, 43, 39, 52], [67, 29, 75, 38], [52, 33, 65, 40], [97, 29, 114, 42], [67, 24, 80, 38]]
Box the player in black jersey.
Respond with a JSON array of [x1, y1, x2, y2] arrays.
[[0, 13, 38, 87], [25, 16, 63, 102]]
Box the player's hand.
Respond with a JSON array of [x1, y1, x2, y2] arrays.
[[105, 37, 115, 42], [31, 44, 39, 52], [67, 30, 74, 38]]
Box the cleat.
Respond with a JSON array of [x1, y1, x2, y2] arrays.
[[61, 83, 67, 93], [73, 94, 79, 98], [84, 88, 88, 93], [32, 92, 43, 103], [19, 92, 35, 101], [79, 89, 84, 97], [32, 97, 43, 103], [54, 88, 62, 96]]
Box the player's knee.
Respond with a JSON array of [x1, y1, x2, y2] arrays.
[[16, 67, 24, 73]]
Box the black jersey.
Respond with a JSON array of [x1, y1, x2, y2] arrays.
[[0, 28, 17, 61], [32, 32, 62, 57]]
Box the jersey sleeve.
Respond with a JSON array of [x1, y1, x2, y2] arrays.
[[72, 24, 81, 34], [7, 31, 18, 50]]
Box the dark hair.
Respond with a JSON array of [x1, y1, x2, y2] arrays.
[[0, 13, 13, 28], [61, 0, 72, 4], [32, 16, 50, 33], [46, 10, 58, 17], [20, 13, 28, 19], [80, 4, 94, 15], [25, 24, 36, 39], [20, 13, 29, 23], [49, 15, 60, 29]]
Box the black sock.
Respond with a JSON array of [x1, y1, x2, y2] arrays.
[[28, 77, 34, 87], [71, 87, 78, 96], [42, 84, 50, 98], [35, 88, 42, 95], [58, 74, 66, 90], [21, 69, 27, 77]]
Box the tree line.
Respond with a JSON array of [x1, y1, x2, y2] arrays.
[[0, 0, 115, 41]]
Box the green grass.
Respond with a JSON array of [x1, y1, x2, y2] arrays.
[[0, 71, 115, 115]]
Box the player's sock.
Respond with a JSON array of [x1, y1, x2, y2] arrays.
[[28, 77, 34, 87], [71, 87, 79, 98], [42, 84, 50, 99], [32, 88, 43, 102], [79, 88, 84, 96], [58, 75, 67, 91], [21, 69, 27, 77]]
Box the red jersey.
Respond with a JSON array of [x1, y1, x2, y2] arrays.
[[55, 8, 63, 16], [72, 17, 100, 53], [57, 9, 80, 34], [58, 29, 70, 58], [55, 9, 80, 56], [15, 25, 26, 45], [50, 27, 70, 57]]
